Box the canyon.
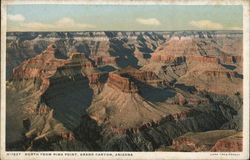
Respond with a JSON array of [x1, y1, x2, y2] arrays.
[[6, 31, 243, 151]]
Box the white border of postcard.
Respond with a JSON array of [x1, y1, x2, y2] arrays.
[[1, 0, 249, 160]]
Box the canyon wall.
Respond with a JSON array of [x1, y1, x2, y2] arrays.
[[6, 31, 243, 151]]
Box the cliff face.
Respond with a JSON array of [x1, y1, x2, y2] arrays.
[[90, 56, 117, 65], [107, 73, 139, 93], [210, 132, 243, 152], [151, 35, 242, 64], [176, 62, 243, 95], [157, 130, 242, 152], [12, 44, 65, 80], [11, 44, 67, 100], [6, 31, 243, 151], [148, 33, 243, 95], [128, 70, 168, 86]]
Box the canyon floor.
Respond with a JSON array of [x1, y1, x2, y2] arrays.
[[6, 31, 243, 151]]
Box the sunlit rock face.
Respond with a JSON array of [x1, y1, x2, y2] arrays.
[[157, 130, 242, 152], [6, 31, 243, 151]]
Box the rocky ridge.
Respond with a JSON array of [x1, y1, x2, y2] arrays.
[[157, 130, 242, 152]]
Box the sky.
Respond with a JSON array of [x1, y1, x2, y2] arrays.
[[7, 5, 243, 31]]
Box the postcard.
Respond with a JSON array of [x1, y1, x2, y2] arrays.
[[1, 0, 249, 159]]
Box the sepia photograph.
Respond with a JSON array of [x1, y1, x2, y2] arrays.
[[1, 0, 249, 159]]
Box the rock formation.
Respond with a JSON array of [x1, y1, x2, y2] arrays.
[[6, 31, 243, 151], [157, 130, 242, 152]]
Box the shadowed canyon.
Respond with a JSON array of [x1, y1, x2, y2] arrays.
[[6, 31, 243, 151]]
